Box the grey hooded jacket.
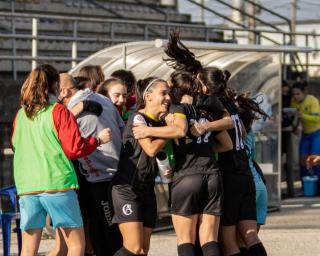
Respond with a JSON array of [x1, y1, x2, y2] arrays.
[[68, 89, 125, 182]]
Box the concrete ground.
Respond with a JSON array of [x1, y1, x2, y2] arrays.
[[3, 196, 320, 255]]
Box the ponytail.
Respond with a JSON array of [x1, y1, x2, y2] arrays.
[[164, 31, 234, 100], [237, 93, 269, 132], [20, 64, 59, 119], [164, 30, 203, 75], [198, 67, 231, 97]]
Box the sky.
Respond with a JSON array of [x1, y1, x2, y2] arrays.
[[178, 0, 320, 26]]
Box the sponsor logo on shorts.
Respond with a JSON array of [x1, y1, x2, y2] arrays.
[[122, 204, 133, 216], [101, 200, 113, 226]]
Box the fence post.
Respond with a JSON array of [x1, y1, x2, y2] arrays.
[[255, 32, 261, 45], [71, 20, 78, 68], [110, 22, 114, 43], [144, 25, 149, 40], [205, 28, 209, 42], [31, 18, 38, 70], [282, 33, 286, 67], [232, 29, 236, 43], [122, 45, 127, 70], [11, 0, 17, 80]]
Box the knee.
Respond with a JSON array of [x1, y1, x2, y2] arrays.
[[46, 248, 66, 256], [21, 248, 37, 256], [47, 241, 68, 256], [221, 232, 236, 247], [67, 243, 85, 254], [176, 231, 195, 245], [143, 245, 150, 254], [242, 229, 260, 247], [66, 235, 85, 254], [222, 238, 238, 252], [129, 246, 145, 255]]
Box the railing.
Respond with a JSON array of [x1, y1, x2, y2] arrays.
[[243, 0, 292, 33], [186, 0, 280, 44], [185, 0, 311, 73], [213, 0, 284, 32], [132, 0, 169, 22], [1, 12, 320, 79]]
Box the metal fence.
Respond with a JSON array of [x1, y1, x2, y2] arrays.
[[1, 11, 320, 79]]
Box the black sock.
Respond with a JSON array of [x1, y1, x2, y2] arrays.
[[240, 247, 249, 256], [178, 243, 195, 256], [248, 243, 267, 256], [113, 247, 146, 256], [201, 241, 221, 256]]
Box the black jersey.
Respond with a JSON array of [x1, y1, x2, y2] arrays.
[[218, 97, 250, 174], [169, 103, 220, 180], [114, 112, 164, 190]]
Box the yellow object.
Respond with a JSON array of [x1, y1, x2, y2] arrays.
[[291, 95, 320, 134]]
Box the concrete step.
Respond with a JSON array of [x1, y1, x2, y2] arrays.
[[0, 39, 108, 52], [0, 1, 190, 22], [0, 31, 223, 58], [0, 0, 224, 74], [0, 59, 80, 73], [0, 17, 222, 40], [0, 17, 193, 37]]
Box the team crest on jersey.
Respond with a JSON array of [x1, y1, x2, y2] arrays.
[[122, 204, 133, 216]]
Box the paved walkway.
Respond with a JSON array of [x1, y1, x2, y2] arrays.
[[3, 196, 320, 255]]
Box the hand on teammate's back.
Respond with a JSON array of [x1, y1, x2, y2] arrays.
[[97, 128, 112, 144], [190, 122, 206, 137], [164, 113, 175, 125]]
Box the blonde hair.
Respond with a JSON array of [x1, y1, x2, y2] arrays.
[[20, 64, 59, 119]]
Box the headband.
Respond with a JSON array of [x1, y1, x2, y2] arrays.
[[196, 73, 206, 88], [143, 79, 160, 100]]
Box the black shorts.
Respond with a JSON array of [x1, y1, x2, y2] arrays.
[[171, 173, 223, 216], [221, 172, 256, 226], [76, 177, 92, 221], [111, 184, 157, 228], [76, 176, 123, 256]]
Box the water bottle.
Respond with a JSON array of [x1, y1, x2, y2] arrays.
[[156, 151, 172, 184], [164, 140, 175, 167]]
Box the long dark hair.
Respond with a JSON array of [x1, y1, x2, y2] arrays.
[[20, 64, 59, 119], [198, 67, 231, 97], [73, 76, 90, 90], [169, 71, 201, 103], [164, 30, 203, 75], [164, 31, 232, 100], [136, 77, 166, 109], [237, 93, 269, 132]]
